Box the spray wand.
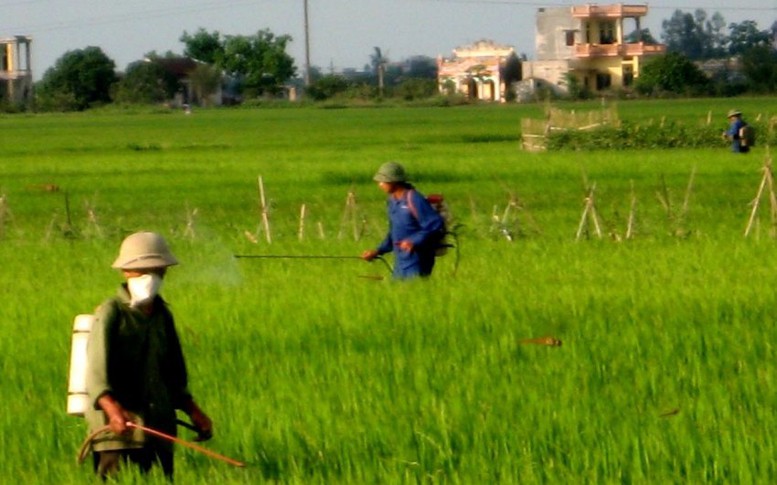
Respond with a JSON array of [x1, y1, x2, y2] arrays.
[[233, 254, 392, 274]]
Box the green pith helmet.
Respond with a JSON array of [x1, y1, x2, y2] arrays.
[[727, 109, 742, 118], [112, 231, 179, 270], [373, 161, 407, 183]]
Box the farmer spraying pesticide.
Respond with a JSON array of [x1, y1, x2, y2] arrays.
[[361, 162, 445, 279], [723, 109, 753, 153], [81, 231, 213, 479]]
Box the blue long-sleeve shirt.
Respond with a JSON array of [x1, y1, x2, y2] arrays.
[[726, 118, 749, 153], [377, 187, 444, 279]]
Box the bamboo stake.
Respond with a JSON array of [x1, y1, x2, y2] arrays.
[[576, 200, 591, 240], [337, 190, 359, 240], [257, 176, 271, 243], [576, 184, 602, 240], [744, 168, 767, 237], [298, 204, 306, 241], [85, 200, 103, 238], [745, 155, 774, 237], [626, 180, 636, 240], [184, 206, 197, 239]]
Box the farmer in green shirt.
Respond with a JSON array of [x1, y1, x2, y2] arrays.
[[85, 231, 212, 480]]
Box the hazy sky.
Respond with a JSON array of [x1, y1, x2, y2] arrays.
[[2, 0, 775, 80]]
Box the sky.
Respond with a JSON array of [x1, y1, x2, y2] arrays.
[[2, 0, 776, 81]]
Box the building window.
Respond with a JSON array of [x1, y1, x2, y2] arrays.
[[565, 30, 575, 46], [596, 73, 611, 90], [600, 22, 615, 44], [623, 66, 634, 86]]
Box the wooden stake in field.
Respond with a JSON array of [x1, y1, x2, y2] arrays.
[[576, 183, 602, 240], [257, 175, 272, 244], [655, 168, 695, 237], [337, 189, 364, 241], [317, 221, 325, 239], [625, 180, 637, 240], [744, 151, 777, 238], [84, 199, 104, 238], [298, 204, 307, 241], [490, 191, 541, 241], [184, 205, 198, 239]]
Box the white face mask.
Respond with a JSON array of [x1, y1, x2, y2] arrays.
[[127, 273, 163, 308]]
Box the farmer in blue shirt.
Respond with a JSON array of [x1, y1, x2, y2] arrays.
[[723, 109, 750, 153], [362, 162, 444, 279]]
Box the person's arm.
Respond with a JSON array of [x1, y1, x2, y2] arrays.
[[182, 398, 213, 441], [726, 121, 739, 138], [363, 204, 393, 260]]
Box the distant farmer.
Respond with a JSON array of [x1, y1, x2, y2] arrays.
[[723, 109, 751, 153], [85, 231, 212, 480], [362, 161, 444, 279]]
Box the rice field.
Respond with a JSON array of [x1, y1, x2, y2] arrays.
[[1, 100, 776, 483]]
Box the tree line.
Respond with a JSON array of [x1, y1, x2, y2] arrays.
[[7, 9, 777, 112]]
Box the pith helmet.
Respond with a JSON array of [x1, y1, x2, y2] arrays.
[[373, 161, 407, 183], [727, 109, 742, 118], [112, 231, 179, 270]]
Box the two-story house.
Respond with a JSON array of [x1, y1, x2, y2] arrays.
[[1, 36, 33, 106], [437, 39, 515, 102], [522, 4, 666, 95]]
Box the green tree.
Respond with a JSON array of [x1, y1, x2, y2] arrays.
[[635, 52, 710, 96], [404, 56, 437, 79], [395, 78, 437, 101], [180, 29, 223, 64], [113, 60, 179, 104], [307, 74, 351, 101], [741, 45, 777, 93], [625, 28, 659, 44], [661, 9, 725, 59], [36, 46, 117, 111], [180, 28, 295, 99], [501, 52, 522, 85], [728, 21, 772, 56], [220, 30, 296, 98]]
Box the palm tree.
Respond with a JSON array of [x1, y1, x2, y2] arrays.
[[371, 47, 388, 96]]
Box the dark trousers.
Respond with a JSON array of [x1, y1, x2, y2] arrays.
[[93, 446, 174, 481]]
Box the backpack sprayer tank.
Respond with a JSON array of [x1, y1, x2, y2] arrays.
[[67, 314, 95, 417]]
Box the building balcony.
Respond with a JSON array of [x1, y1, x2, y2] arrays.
[[572, 4, 649, 18], [574, 42, 666, 58]]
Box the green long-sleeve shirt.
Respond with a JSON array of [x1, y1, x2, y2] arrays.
[[85, 286, 191, 451]]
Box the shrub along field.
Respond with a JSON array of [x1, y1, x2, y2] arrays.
[[1, 99, 776, 483]]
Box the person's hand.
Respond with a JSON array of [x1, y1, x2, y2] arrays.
[[189, 404, 213, 442], [361, 249, 379, 261], [397, 240, 414, 253], [98, 395, 132, 435]]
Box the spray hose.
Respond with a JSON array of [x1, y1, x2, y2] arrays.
[[233, 254, 393, 274], [77, 421, 246, 468]]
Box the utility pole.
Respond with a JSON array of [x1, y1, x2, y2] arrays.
[[304, 0, 311, 87]]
